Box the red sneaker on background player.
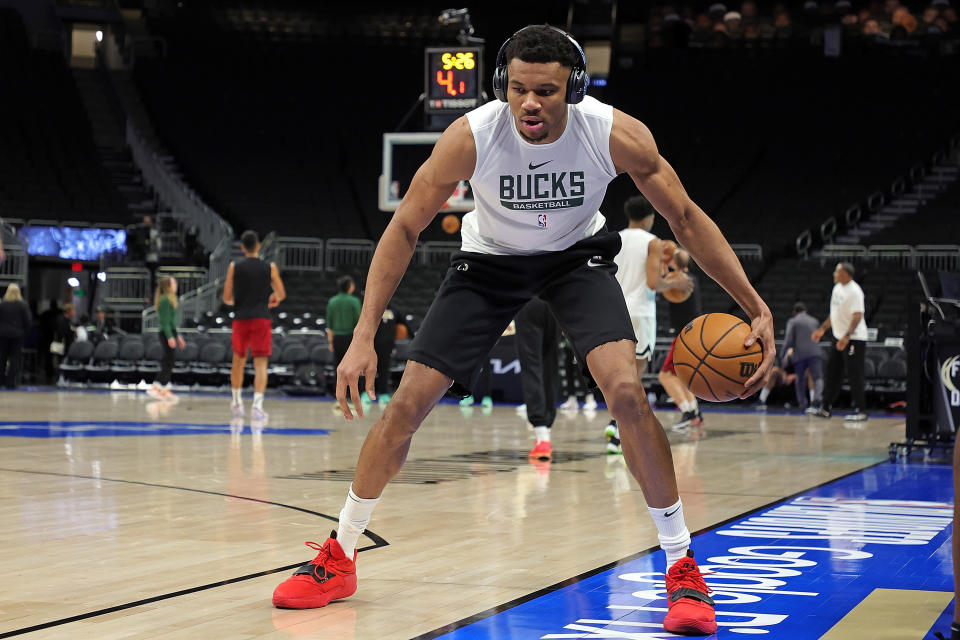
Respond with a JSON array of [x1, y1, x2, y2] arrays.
[[272, 532, 357, 609], [663, 550, 716, 635]]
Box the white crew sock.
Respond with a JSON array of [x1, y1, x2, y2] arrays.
[[253, 392, 264, 409], [648, 499, 691, 567], [337, 486, 380, 557], [809, 389, 815, 402], [533, 426, 551, 443], [759, 387, 771, 404], [232, 388, 242, 405], [679, 400, 696, 413]]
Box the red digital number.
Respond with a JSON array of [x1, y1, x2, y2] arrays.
[[436, 70, 459, 96]]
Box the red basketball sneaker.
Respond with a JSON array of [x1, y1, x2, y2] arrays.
[[663, 550, 716, 635], [272, 532, 357, 609], [528, 440, 552, 460]]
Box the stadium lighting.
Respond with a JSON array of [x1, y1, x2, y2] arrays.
[[67, 277, 80, 288], [96, 271, 107, 282]]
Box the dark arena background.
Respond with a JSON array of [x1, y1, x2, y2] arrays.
[[0, 1, 959, 638]]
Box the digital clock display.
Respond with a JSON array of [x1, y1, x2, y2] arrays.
[[424, 47, 483, 113]]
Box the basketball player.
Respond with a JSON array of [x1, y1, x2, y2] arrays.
[[657, 249, 706, 430], [605, 194, 693, 453], [515, 297, 561, 460], [222, 230, 285, 420], [272, 25, 774, 636]]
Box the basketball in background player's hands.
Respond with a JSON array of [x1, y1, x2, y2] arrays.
[[672, 313, 763, 401]]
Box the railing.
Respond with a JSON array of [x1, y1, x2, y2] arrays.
[[324, 239, 375, 271], [142, 277, 222, 332], [259, 231, 279, 265], [126, 120, 232, 255], [102, 267, 151, 310], [156, 266, 208, 298], [813, 244, 960, 270], [416, 241, 460, 266], [0, 221, 27, 288], [278, 237, 324, 271], [914, 245, 960, 270], [730, 244, 763, 261]]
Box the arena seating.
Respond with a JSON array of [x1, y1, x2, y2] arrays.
[[0, 9, 123, 224]]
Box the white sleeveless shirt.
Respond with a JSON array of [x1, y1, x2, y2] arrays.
[[461, 96, 617, 255], [615, 228, 657, 317]]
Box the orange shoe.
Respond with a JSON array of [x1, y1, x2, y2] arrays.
[[272, 532, 357, 609], [528, 440, 552, 461], [663, 550, 716, 635]]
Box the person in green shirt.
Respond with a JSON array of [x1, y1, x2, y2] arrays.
[[149, 276, 185, 401], [326, 275, 361, 371]]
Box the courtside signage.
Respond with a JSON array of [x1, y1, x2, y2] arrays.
[[430, 463, 954, 639]]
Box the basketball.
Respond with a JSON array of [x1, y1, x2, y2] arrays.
[[672, 313, 763, 402], [441, 214, 460, 234], [662, 271, 692, 303]]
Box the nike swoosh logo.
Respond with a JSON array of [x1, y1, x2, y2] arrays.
[[587, 258, 604, 267], [664, 507, 680, 518], [528, 160, 553, 170]]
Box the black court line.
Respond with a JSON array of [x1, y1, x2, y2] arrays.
[[410, 459, 888, 640], [0, 467, 388, 639]]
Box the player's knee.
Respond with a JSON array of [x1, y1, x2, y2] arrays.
[[379, 396, 425, 438], [606, 378, 647, 421]]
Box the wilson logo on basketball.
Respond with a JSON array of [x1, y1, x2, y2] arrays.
[[739, 362, 758, 378]]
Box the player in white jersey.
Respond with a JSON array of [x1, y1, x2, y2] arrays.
[[273, 25, 774, 636], [605, 194, 692, 454]]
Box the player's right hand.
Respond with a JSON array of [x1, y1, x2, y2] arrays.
[[335, 339, 378, 421]]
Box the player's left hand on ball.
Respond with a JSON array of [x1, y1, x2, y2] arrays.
[[740, 308, 775, 399]]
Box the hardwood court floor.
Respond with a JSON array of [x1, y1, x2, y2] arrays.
[[0, 390, 905, 639]]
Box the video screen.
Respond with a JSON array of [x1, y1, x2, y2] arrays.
[[18, 226, 127, 260]]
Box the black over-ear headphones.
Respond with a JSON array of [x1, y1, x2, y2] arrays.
[[492, 25, 589, 104]]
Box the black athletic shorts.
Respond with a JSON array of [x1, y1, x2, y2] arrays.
[[408, 229, 635, 397]]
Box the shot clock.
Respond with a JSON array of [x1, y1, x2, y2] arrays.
[[424, 47, 483, 113]]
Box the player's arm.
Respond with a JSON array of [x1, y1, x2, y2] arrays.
[[645, 237, 664, 291], [268, 262, 286, 308], [812, 317, 831, 342], [222, 262, 235, 305], [610, 109, 774, 396], [335, 117, 477, 419]]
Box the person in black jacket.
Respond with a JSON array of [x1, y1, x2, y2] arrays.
[[0, 284, 32, 388]]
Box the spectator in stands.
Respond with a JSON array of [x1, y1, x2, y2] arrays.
[[862, 17, 884, 36], [812, 262, 869, 422], [326, 274, 361, 371], [740, 0, 760, 26], [0, 284, 31, 388], [782, 302, 823, 413], [223, 230, 285, 420], [724, 11, 745, 39], [148, 276, 184, 402], [142, 216, 161, 285], [89, 305, 120, 343]]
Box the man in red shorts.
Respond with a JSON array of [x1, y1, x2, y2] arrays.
[[223, 230, 285, 420]]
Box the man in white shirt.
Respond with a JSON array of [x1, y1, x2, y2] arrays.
[[811, 262, 868, 421]]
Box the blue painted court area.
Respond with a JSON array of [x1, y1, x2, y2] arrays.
[[430, 462, 955, 639], [0, 420, 331, 438]]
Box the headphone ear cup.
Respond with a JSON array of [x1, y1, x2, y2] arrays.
[[566, 68, 588, 104], [492, 65, 508, 102]]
